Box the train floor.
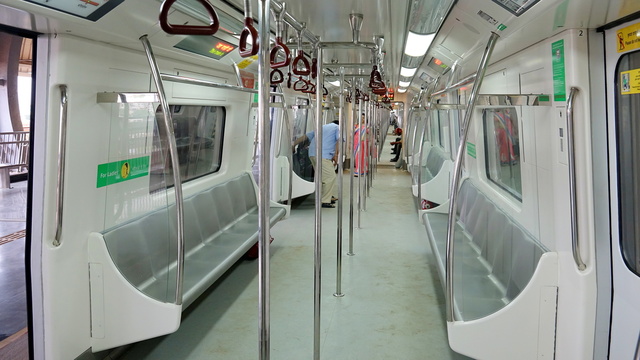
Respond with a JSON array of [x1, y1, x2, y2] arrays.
[[120, 166, 470, 359]]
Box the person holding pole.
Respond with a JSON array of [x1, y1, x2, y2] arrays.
[[293, 120, 340, 208]]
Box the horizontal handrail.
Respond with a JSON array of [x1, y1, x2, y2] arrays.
[[97, 92, 160, 103], [160, 74, 284, 97], [430, 73, 477, 98], [433, 94, 552, 109]]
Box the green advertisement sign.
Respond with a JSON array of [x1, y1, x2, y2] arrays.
[[466, 142, 477, 159], [97, 156, 150, 188], [552, 39, 566, 102]]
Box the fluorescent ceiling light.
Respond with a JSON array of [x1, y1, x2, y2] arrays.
[[404, 32, 435, 57], [400, 67, 417, 77], [399, 80, 411, 87], [398, 88, 407, 93], [329, 80, 341, 87]]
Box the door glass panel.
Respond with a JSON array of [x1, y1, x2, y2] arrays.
[[101, 102, 176, 303], [616, 50, 640, 276], [292, 98, 313, 181]]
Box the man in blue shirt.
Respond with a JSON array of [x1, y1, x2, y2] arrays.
[[293, 120, 340, 208]]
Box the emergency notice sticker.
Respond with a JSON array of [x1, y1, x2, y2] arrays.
[[617, 22, 640, 53], [621, 68, 640, 95]]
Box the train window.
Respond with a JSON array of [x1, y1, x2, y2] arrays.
[[150, 105, 225, 190], [429, 111, 440, 147], [292, 97, 313, 182], [482, 107, 522, 200], [616, 50, 640, 276]]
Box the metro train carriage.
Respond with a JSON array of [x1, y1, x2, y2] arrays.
[[0, 0, 640, 359]]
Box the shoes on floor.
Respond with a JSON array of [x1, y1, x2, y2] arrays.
[[321, 203, 335, 208], [390, 158, 398, 162]]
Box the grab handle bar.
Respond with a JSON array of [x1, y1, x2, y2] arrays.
[[567, 86, 587, 271], [293, 77, 308, 91], [270, 4, 291, 68], [270, 69, 284, 84], [292, 50, 311, 76], [292, 24, 310, 76], [445, 32, 500, 322], [159, 0, 220, 36], [140, 35, 186, 306], [239, 0, 259, 57], [53, 85, 68, 247]]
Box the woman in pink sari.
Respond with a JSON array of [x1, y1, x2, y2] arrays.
[[353, 113, 368, 176]]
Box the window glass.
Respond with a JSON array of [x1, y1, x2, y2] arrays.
[[292, 98, 313, 181], [482, 107, 522, 200], [430, 111, 440, 148], [151, 105, 225, 190], [616, 50, 640, 276]]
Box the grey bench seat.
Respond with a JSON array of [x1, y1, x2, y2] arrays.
[[422, 179, 546, 321], [102, 172, 286, 308], [421, 146, 447, 183]]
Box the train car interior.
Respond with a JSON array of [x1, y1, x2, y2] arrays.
[[0, 0, 640, 359]]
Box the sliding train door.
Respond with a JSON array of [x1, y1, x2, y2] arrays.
[[605, 19, 640, 359]]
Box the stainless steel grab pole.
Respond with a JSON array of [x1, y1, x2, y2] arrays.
[[567, 87, 587, 271], [348, 80, 356, 256], [357, 95, 363, 226], [335, 66, 345, 297], [416, 114, 428, 209], [445, 32, 499, 322], [258, 1, 272, 358], [313, 45, 324, 360], [53, 85, 68, 247], [363, 99, 369, 209], [140, 35, 185, 306]]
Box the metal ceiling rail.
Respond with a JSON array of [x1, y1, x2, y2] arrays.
[[287, 41, 378, 50], [323, 62, 374, 68], [160, 73, 284, 97], [270, 0, 319, 45], [430, 73, 477, 98], [326, 75, 375, 79]]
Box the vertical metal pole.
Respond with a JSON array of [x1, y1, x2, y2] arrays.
[[313, 45, 324, 360], [140, 36, 185, 306], [348, 78, 356, 256], [363, 100, 369, 210], [257, 1, 271, 358], [445, 32, 499, 322], [367, 101, 373, 193], [357, 93, 363, 227], [335, 66, 345, 297], [416, 114, 428, 209]]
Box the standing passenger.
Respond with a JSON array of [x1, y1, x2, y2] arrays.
[[293, 120, 340, 208], [354, 113, 369, 176]]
